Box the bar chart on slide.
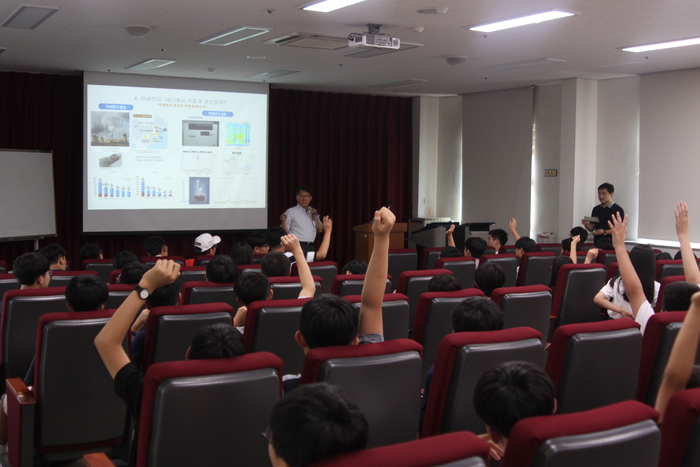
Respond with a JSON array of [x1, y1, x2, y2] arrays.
[[93, 177, 132, 198], [135, 176, 173, 198]]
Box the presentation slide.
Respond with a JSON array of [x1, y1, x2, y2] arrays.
[[83, 72, 268, 233]]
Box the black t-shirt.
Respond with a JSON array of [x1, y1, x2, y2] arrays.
[[591, 203, 625, 233], [115, 363, 144, 467]]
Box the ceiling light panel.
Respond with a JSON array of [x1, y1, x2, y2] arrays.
[[370, 79, 426, 88], [2, 5, 59, 29], [484, 58, 566, 71], [302, 0, 365, 13], [200, 27, 270, 46], [125, 59, 176, 71], [469, 10, 574, 33], [622, 37, 700, 53], [247, 69, 300, 79]]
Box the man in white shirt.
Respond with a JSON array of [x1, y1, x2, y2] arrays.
[[281, 185, 322, 256]]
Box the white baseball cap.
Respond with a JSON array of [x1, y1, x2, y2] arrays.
[[194, 233, 221, 252]]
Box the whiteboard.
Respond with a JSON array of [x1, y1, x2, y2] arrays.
[[0, 149, 57, 239]]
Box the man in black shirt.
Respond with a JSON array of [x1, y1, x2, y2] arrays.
[[581, 182, 624, 250]]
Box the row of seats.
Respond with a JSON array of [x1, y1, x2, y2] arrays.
[[6, 307, 699, 466]]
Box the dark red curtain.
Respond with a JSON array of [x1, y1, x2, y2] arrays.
[[268, 89, 413, 266], [0, 73, 412, 269]]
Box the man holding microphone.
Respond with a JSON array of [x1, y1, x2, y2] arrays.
[[281, 185, 323, 257]]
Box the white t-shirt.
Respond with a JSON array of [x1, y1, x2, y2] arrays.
[[635, 301, 655, 334], [600, 278, 660, 319]]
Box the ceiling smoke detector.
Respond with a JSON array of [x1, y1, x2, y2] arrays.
[[125, 25, 152, 37]]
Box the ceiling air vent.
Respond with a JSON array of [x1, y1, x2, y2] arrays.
[[264, 32, 348, 50]]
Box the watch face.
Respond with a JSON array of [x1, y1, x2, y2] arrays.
[[139, 288, 149, 299]]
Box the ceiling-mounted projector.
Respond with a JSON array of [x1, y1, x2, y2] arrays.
[[348, 24, 400, 49]]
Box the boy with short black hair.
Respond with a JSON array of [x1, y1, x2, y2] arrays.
[[205, 255, 237, 283], [118, 262, 148, 285], [514, 237, 536, 259], [247, 231, 270, 255], [428, 273, 461, 293], [473, 361, 556, 458], [79, 243, 103, 261], [261, 252, 292, 277], [487, 229, 508, 253], [40, 243, 67, 271], [452, 297, 504, 332], [145, 236, 168, 257], [341, 260, 368, 275], [12, 252, 51, 289], [113, 250, 138, 270], [474, 263, 506, 298], [268, 383, 368, 467], [465, 237, 487, 264]]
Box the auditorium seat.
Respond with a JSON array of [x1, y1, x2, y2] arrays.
[[344, 294, 410, 340], [536, 243, 562, 253], [435, 256, 476, 289], [301, 339, 423, 448], [596, 249, 618, 268], [84, 353, 283, 467], [269, 275, 322, 299], [108, 269, 121, 285], [478, 254, 518, 287], [236, 263, 261, 277], [330, 274, 392, 297], [396, 269, 453, 330], [491, 285, 552, 344], [105, 284, 132, 309], [516, 251, 556, 286], [419, 247, 442, 270], [6, 310, 127, 467], [48, 270, 99, 284], [181, 281, 236, 307], [140, 255, 186, 267], [656, 259, 685, 282], [550, 263, 606, 331], [545, 320, 642, 414], [635, 312, 700, 406], [502, 400, 660, 467], [579, 243, 597, 252], [499, 245, 517, 254], [659, 388, 700, 467], [411, 289, 484, 379], [313, 431, 490, 467], [193, 254, 216, 266], [655, 275, 685, 313], [0, 272, 20, 311], [178, 265, 207, 288], [244, 298, 311, 375], [141, 303, 235, 370], [81, 258, 115, 283], [388, 249, 418, 290], [1, 287, 67, 379], [251, 253, 265, 265], [420, 327, 544, 437], [291, 260, 338, 294], [0, 259, 7, 274]]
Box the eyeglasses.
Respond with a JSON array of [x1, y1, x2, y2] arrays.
[[261, 426, 272, 443], [297, 194, 311, 199]]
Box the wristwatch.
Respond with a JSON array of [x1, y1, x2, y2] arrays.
[[133, 284, 150, 300]]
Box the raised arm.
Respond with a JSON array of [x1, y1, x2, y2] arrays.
[[359, 207, 396, 336], [569, 235, 580, 263], [655, 291, 700, 422], [675, 201, 700, 284], [584, 248, 599, 264], [315, 216, 333, 261], [95, 260, 180, 378], [446, 224, 456, 248], [280, 213, 289, 233], [609, 213, 647, 317], [309, 208, 323, 232], [508, 218, 521, 241], [282, 234, 316, 298]]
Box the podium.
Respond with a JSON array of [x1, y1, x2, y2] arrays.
[[353, 223, 407, 262]]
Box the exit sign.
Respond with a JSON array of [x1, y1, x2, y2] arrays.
[[544, 169, 558, 177]]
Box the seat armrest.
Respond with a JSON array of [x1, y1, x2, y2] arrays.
[[83, 452, 117, 467], [6, 378, 36, 467]]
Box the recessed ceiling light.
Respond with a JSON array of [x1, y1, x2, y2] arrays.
[[200, 27, 270, 46], [622, 37, 700, 53], [124, 25, 152, 38], [302, 0, 365, 13], [247, 55, 266, 59], [370, 78, 427, 88], [246, 69, 300, 79], [2, 4, 59, 29], [125, 58, 176, 71], [484, 58, 566, 71], [417, 7, 448, 15], [469, 10, 574, 33]]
